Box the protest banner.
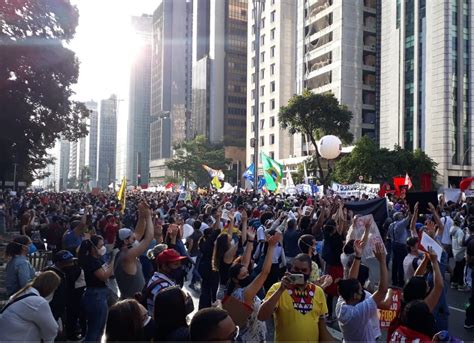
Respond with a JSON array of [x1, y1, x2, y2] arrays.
[[378, 288, 402, 329], [331, 182, 380, 198], [346, 214, 386, 259]]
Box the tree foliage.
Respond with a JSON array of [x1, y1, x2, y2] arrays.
[[165, 135, 232, 187], [0, 0, 89, 183], [279, 90, 353, 183], [333, 136, 439, 189]]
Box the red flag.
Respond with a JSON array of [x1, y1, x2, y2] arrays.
[[393, 177, 406, 196], [420, 173, 431, 192], [405, 173, 413, 190]]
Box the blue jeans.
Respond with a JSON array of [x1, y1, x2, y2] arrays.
[[82, 287, 109, 342]]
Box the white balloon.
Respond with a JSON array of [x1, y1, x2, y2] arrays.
[[317, 135, 342, 160]]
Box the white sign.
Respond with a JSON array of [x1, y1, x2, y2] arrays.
[[331, 182, 380, 197], [346, 214, 386, 259], [420, 232, 442, 262], [17, 181, 27, 187], [4, 181, 14, 186]]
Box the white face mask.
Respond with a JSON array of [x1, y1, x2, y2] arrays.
[[97, 246, 107, 256], [131, 240, 139, 248], [44, 292, 55, 303]]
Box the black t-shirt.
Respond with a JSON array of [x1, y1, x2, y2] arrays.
[[188, 230, 203, 257], [322, 230, 344, 266], [80, 255, 106, 288]]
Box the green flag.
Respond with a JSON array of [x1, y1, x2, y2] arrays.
[[261, 152, 283, 191]]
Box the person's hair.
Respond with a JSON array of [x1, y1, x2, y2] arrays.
[[190, 308, 229, 341], [337, 278, 361, 302], [343, 239, 355, 255], [292, 253, 313, 270], [106, 299, 144, 342], [403, 276, 428, 304], [154, 286, 188, 341], [11, 271, 61, 300], [400, 300, 436, 338], [5, 235, 31, 257], [298, 234, 315, 254], [406, 236, 418, 252], [226, 263, 244, 296], [212, 233, 230, 272], [287, 218, 296, 230], [193, 220, 202, 231], [78, 235, 104, 265], [299, 216, 311, 233]]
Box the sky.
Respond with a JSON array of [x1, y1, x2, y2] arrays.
[[69, 0, 156, 101]]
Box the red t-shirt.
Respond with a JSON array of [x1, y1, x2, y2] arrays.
[[104, 222, 118, 244], [390, 325, 431, 342]]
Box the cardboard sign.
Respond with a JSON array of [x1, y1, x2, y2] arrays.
[[378, 288, 402, 329]]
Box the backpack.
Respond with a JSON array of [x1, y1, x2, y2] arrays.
[[135, 277, 169, 308]]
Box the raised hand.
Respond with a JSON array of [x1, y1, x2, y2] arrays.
[[279, 273, 292, 291], [354, 239, 365, 257], [427, 246, 438, 263], [373, 242, 386, 262], [247, 227, 256, 242], [138, 201, 151, 217], [168, 224, 179, 237], [427, 202, 436, 214], [316, 274, 333, 289], [240, 208, 248, 222], [268, 231, 282, 246]]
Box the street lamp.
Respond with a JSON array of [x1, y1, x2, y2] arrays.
[[253, 0, 265, 192]]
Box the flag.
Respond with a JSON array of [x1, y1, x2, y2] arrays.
[[309, 180, 318, 195], [117, 176, 126, 214], [420, 173, 431, 192], [405, 173, 413, 190], [257, 176, 266, 189], [202, 165, 225, 181], [211, 175, 222, 189], [303, 162, 309, 185], [393, 176, 407, 197], [261, 152, 283, 191], [242, 163, 255, 182], [286, 169, 295, 187]]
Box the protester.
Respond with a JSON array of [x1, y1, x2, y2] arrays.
[[258, 253, 334, 342], [105, 298, 154, 342], [450, 216, 467, 290], [114, 202, 154, 299], [0, 271, 60, 342], [189, 308, 238, 342], [403, 236, 422, 282], [153, 286, 192, 341], [464, 223, 474, 329], [5, 235, 36, 296], [390, 300, 437, 342], [78, 235, 116, 342], [389, 211, 412, 287]]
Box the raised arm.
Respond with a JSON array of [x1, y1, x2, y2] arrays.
[[371, 242, 388, 306], [414, 252, 429, 277], [409, 202, 419, 238], [241, 227, 256, 269], [424, 247, 443, 312], [348, 240, 364, 280], [428, 202, 444, 239], [125, 202, 154, 260], [257, 272, 290, 321]]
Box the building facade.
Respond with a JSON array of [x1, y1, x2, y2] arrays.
[[127, 15, 153, 186], [245, 0, 297, 166], [149, 0, 193, 184], [379, 0, 474, 185], [97, 95, 118, 189], [85, 100, 99, 186], [192, 0, 248, 144]]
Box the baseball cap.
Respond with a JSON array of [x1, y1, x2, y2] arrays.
[[118, 228, 133, 241], [155, 249, 187, 264], [53, 250, 75, 263]]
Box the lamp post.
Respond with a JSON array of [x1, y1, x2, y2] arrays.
[[253, 0, 265, 192]]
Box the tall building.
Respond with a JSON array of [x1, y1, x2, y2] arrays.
[[85, 100, 99, 185], [245, 0, 297, 165], [294, 0, 377, 155], [192, 0, 248, 143], [97, 95, 118, 189], [379, 0, 474, 185], [54, 139, 70, 191], [127, 15, 153, 187], [149, 0, 193, 184]]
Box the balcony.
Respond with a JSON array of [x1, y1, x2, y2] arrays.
[[363, 0, 377, 12]]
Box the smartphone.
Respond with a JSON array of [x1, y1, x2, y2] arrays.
[[288, 273, 305, 285]]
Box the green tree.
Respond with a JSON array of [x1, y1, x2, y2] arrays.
[[279, 90, 353, 184], [333, 136, 439, 189], [0, 0, 89, 184], [166, 135, 232, 187]]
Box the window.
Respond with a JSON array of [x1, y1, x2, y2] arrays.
[[269, 151, 275, 159], [270, 99, 275, 110], [271, 10, 276, 22], [251, 89, 255, 99], [260, 68, 265, 79], [270, 116, 275, 127], [260, 102, 265, 112], [252, 41, 255, 51], [252, 25, 255, 35], [260, 119, 265, 129], [252, 106, 255, 116], [271, 81, 275, 92], [251, 122, 255, 132], [271, 28, 275, 40], [270, 134, 275, 145], [260, 86, 265, 96], [270, 63, 275, 75], [262, 18, 265, 28], [261, 34, 265, 46], [251, 57, 255, 67], [252, 73, 255, 83], [261, 51, 265, 62], [271, 46, 275, 57], [260, 136, 265, 146]]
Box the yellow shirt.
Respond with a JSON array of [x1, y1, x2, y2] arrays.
[[265, 282, 328, 342]]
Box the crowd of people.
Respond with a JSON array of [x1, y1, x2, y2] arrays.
[[0, 189, 472, 342]]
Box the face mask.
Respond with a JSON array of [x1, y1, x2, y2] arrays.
[[129, 240, 139, 249], [97, 246, 106, 256], [28, 244, 37, 255], [169, 266, 185, 281], [44, 292, 55, 303], [303, 273, 310, 283], [238, 275, 253, 288]]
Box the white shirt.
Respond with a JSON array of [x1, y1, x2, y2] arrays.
[[403, 253, 419, 281], [336, 291, 381, 343], [450, 225, 466, 261], [440, 216, 453, 245], [0, 288, 58, 343]]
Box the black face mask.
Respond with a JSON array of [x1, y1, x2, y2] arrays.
[[169, 266, 185, 282], [303, 273, 310, 283], [238, 275, 253, 288]]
